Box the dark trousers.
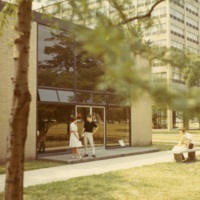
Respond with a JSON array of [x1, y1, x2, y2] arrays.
[[188, 143, 194, 159]]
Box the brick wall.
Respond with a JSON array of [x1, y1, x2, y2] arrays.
[[0, 17, 37, 163]]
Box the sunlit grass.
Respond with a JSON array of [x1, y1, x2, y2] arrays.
[[0, 160, 65, 175], [1, 131, 200, 199], [1, 155, 199, 200]]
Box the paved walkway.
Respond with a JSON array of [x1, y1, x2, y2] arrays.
[[0, 150, 172, 192], [1, 148, 199, 193]]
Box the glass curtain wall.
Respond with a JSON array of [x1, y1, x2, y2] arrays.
[[152, 107, 167, 129], [37, 24, 131, 153], [106, 107, 130, 147], [37, 24, 76, 153]]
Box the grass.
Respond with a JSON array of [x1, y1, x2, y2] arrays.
[[0, 160, 65, 175], [1, 131, 200, 199], [1, 155, 199, 200], [151, 142, 175, 151]]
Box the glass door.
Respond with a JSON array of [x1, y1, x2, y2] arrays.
[[92, 107, 105, 147], [76, 106, 105, 147]]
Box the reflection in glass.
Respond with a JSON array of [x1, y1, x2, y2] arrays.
[[120, 95, 131, 106], [38, 89, 59, 102], [92, 93, 106, 104], [152, 107, 167, 129], [76, 43, 104, 91], [76, 91, 92, 104], [106, 107, 130, 147], [76, 106, 105, 147], [92, 107, 105, 147], [76, 107, 90, 146], [107, 94, 120, 105], [38, 24, 75, 89], [173, 110, 183, 129], [37, 104, 75, 153], [57, 90, 75, 103]]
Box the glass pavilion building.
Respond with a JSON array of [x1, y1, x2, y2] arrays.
[[0, 2, 152, 162]]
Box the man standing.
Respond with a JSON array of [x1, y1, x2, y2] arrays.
[[81, 114, 99, 157]]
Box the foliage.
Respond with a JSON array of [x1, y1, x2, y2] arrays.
[[37, 104, 74, 134], [60, 0, 200, 113]]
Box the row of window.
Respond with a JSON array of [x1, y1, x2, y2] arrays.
[[152, 40, 199, 56], [170, 17, 199, 31], [152, 39, 199, 54], [170, 0, 199, 17], [137, 0, 158, 7], [38, 88, 129, 106], [152, 72, 186, 84], [144, 24, 199, 42], [171, 25, 199, 43]]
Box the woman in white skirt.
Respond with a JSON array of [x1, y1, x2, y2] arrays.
[[69, 116, 82, 159], [172, 128, 190, 161]]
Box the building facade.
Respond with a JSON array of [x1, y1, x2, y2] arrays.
[[0, 2, 152, 162], [37, 0, 200, 130]]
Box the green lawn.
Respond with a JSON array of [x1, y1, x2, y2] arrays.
[[1, 156, 199, 200], [0, 160, 65, 175], [1, 131, 200, 199], [152, 130, 200, 146]]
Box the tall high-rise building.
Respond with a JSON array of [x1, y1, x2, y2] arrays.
[[36, 0, 200, 130]]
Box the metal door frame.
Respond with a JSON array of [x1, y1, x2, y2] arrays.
[[75, 105, 106, 147]]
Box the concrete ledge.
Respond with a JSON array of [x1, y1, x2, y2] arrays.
[[38, 147, 160, 164]]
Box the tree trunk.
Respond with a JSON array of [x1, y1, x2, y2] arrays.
[[183, 111, 189, 130], [4, 1, 32, 200]]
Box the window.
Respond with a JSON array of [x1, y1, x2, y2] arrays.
[[171, 24, 184, 38], [152, 40, 167, 48], [37, 24, 75, 89], [107, 94, 120, 105], [187, 32, 199, 44], [152, 72, 167, 81], [186, 2, 198, 16], [152, 59, 166, 67], [170, 0, 184, 8], [187, 46, 199, 54], [92, 93, 106, 104], [170, 8, 184, 23], [171, 40, 184, 51], [146, 23, 167, 36], [76, 91, 93, 104], [57, 90, 75, 103], [75, 44, 104, 91], [186, 17, 198, 30], [152, 7, 167, 18], [38, 89, 59, 102], [152, 108, 167, 129], [172, 73, 185, 84], [106, 107, 130, 147], [137, 0, 145, 7]]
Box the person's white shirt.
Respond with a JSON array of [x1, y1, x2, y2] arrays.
[[186, 132, 194, 144]]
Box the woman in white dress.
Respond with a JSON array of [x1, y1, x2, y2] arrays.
[[69, 116, 82, 159]]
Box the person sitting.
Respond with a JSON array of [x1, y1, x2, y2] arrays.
[[172, 128, 190, 161], [185, 129, 194, 160]]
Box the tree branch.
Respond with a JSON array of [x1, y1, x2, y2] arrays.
[[119, 0, 165, 25]]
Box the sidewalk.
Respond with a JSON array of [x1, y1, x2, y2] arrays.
[[0, 149, 177, 192]]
